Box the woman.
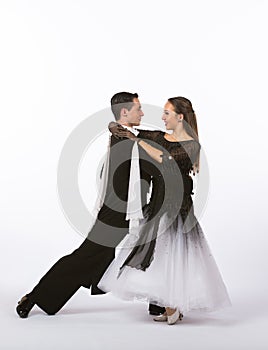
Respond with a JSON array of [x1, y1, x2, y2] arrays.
[[98, 97, 231, 325]]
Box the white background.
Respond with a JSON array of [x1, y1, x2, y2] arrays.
[[0, 0, 267, 349]]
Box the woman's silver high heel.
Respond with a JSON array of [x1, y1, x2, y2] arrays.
[[153, 313, 168, 322], [167, 309, 183, 325]]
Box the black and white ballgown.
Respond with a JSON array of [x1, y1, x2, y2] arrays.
[[98, 131, 231, 313]]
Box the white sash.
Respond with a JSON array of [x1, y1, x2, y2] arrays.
[[91, 126, 143, 229]]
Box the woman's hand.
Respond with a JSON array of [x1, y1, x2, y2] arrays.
[[108, 121, 123, 139], [108, 122, 138, 141], [115, 129, 137, 141], [108, 121, 163, 162]]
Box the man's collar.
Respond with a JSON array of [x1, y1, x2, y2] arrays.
[[122, 125, 139, 136]]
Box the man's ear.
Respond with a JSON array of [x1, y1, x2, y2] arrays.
[[121, 107, 128, 117]]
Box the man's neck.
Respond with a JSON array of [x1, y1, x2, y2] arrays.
[[118, 122, 136, 128]]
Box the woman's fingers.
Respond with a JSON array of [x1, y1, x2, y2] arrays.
[[116, 131, 129, 137], [117, 125, 127, 132], [108, 123, 136, 140], [108, 121, 118, 129]]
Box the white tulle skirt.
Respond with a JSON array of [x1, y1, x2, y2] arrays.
[[98, 214, 231, 313]]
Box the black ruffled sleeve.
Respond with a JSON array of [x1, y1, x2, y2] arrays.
[[137, 129, 163, 142], [161, 140, 200, 174]]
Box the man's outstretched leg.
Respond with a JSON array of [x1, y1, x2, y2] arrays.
[[16, 221, 116, 318]]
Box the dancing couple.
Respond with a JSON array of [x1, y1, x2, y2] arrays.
[[16, 92, 231, 325]]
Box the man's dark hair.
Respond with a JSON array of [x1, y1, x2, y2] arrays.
[[111, 92, 138, 120]]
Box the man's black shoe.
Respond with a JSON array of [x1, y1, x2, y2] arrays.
[[149, 310, 163, 316], [148, 304, 166, 316], [16, 295, 35, 318]]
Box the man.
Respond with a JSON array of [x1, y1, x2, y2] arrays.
[[16, 92, 165, 318]]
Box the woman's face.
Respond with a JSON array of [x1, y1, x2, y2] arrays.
[[162, 101, 180, 130]]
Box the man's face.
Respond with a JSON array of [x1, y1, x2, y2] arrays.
[[124, 98, 144, 126]]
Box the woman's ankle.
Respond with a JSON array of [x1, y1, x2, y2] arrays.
[[165, 307, 176, 316]]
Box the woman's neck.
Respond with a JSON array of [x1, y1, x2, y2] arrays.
[[170, 125, 189, 140]]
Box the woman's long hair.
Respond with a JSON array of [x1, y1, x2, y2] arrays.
[[168, 96, 200, 173]]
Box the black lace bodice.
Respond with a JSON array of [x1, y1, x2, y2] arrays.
[[138, 130, 200, 174], [137, 130, 201, 221]]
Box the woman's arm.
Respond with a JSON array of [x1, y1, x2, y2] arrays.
[[108, 122, 164, 163], [136, 139, 163, 163]]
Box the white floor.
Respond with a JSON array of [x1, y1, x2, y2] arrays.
[[2, 285, 268, 350], [2, 191, 268, 350]]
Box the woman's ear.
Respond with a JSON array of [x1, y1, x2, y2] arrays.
[[177, 113, 184, 122]]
